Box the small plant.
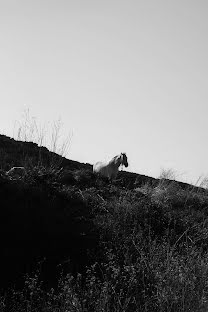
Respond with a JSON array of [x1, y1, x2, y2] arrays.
[[159, 168, 177, 181], [13, 108, 72, 170]]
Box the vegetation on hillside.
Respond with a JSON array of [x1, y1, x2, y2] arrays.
[[0, 135, 208, 311]]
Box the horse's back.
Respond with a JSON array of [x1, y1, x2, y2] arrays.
[[93, 161, 117, 179], [93, 162, 104, 173], [93, 162, 109, 177]]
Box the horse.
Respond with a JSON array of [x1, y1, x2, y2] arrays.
[[93, 153, 128, 180]]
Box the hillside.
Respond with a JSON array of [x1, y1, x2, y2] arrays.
[[0, 134, 208, 312], [0, 134, 92, 171], [0, 134, 201, 190]]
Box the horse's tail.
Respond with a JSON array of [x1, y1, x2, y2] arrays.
[[93, 162, 100, 173]]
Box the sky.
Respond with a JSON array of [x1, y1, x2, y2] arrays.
[[0, 0, 208, 185]]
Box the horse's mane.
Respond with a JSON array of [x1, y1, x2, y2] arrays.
[[108, 154, 120, 165]]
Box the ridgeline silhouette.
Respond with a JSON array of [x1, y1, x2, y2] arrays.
[[0, 134, 208, 311]]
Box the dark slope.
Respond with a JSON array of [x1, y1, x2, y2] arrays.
[[0, 134, 200, 191], [0, 134, 206, 292], [0, 134, 91, 171]]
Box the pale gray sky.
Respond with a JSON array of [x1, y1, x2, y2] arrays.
[[0, 0, 208, 184]]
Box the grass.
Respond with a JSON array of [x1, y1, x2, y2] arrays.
[[1, 129, 208, 311], [1, 168, 208, 311], [11, 108, 72, 171]]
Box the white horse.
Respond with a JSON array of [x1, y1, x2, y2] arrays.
[[93, 153, 128, 180]]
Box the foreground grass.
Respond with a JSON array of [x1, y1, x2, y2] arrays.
[[1, 168, 208, 311]]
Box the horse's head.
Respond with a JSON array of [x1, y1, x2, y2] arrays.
[[120, 153, 128, 167]]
